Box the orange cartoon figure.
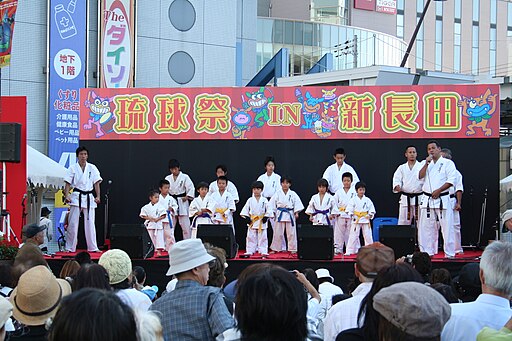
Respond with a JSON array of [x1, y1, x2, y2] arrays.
[[459, 88, 497, 136]]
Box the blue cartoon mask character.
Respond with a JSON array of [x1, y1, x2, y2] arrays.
[[243, 87, 273, 128], [458, 88, 497, 136], [83, 91, 115, 138], [231, 107, 252, 139], [296, 89, 324, 130]]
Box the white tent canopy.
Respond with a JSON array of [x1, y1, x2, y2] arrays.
[[27, 145, 67, 189], [500, 174, 512, 193]]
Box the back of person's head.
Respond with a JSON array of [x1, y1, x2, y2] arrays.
[[315, 268, 334, 285], [332, 293, 352, 306], [454, 262, 482, 302], [302, 268, 319, 291], [0, 262, 13, 288], [412, 251, 432, 281], [359, 263, 424, 341], [430, 268, 452, 286], [72, 263, 111, 291], [11, 243, 47, 286], [136, 311, 164, 341], [356, 242, 395, 282], [480, 241, 512, 297], [374, 282, 450, 341], [235, 264, 308, 341], [204, 243, 227, 288], [430, 283, 459, 303], [132, 266, 146, 288], [74, 251, 92, 266], [48, 288, 137, 341], [59, 260, 80, 280], [99, 249, 133, 289]]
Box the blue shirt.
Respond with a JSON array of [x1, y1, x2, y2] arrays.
[[150, 280, 234, 341], [441, 294, 512, 341]]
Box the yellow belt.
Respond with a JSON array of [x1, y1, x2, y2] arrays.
[[353, 211, 369, 223], [249, 214, 265, 232], [215, 208, 228, 223], [338, 205, 346, 212]]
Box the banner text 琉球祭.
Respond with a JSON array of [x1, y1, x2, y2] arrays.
[[79, 84, 500, 140]]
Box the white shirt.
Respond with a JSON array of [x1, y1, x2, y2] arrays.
[[269, 189, 304, 222], [346, 195, 376, 224], [318, 281, 344, 309], [64, 162, 102, 208], [165, 172, 195, 216], [420, 156, 457, 209], [256, 172, 281, 199], [240, 196, 271, 230], [159, 194, 178, 223], [392, 161, 424, 207], [305, 193, 338, 225], [441, 294, 512, 341], [140, 202, 166, 230], [39, 217, 53, 249], [116, 288, 152, 313], [209, 181, 239, 202], [189, 195, 213, 226], [333, 187, 357, 219], [323, 282, 373, 341], [322, 162, 360, 193], [208, 190, 236, 224]]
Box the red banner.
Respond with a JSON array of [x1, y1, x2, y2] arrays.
[[0, 0, 18, 68], [354, 0, 375, 11], [79, 84, 500, 140]]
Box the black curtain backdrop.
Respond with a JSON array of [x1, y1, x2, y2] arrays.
[[86, 138, 498, 250]]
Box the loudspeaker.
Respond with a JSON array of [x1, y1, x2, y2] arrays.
[[297, 224, 334, 260], [0, 123, 21, 162], [379, 225, 416, 258], [197, 224, 238, 259], [110, 224, 152, 259]]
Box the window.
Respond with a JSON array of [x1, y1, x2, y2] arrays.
[[508, 3, 512, 37], [435, 1, 442, 17], [472, 25, 479, 74], [454, 0, 461, 20], [490, 27, 496, 76], [491, 0, 497, 25], [397, 12, 404, 39], [435, 19, 442, 71], [472, 0, 479, 22], [415, 17, 423, 70], [454, 22, 461, 73]]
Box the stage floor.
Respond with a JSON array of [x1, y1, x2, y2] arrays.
[[46, 249, 482, 294]]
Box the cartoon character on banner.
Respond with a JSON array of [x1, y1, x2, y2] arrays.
[[83, 90, 115, 138], [458, 88, 497, 136], [243, 87, 274, 128], [231, 106, 252, 140], [322, 88, 337, 114], [295, 88, 324, 130], [314, 110, 339, 138], [0, 9, 15, 53]]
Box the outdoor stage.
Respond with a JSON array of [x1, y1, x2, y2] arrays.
[[45, 249, 483, 294]]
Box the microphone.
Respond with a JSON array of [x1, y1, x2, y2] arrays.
[[107, 180, 113, 185]]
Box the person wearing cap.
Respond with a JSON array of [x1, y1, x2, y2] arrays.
[[99, 249, 152, 313], [8, 265, 71, 341], [0, 297, 13, 341], [39, 207, 53, 252], [373, 282, 451, 341], [149, 239, 234, 341], [315, 268, 343, 309], [323, 242, 395, 341], [501, 209, 512, 233], [19, 223, 47, 249], [453, 262, 482, 302], [441, 241, 512, 341]]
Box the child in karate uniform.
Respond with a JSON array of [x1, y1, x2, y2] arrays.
[[345, 181, 376, 255], [208, 176, 236, 229], [189, 181, 213, 238], [159, 179, 178, 251], [269, 175, 304, 253], [140, 190, 166, 257], [240, 181, 272, 258], [333, 172, 358, 254], [306, 178, 338, 226]]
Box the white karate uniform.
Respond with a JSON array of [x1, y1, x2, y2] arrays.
[[207, 190, 236, 228], [159, 194, 178, 251], [450, 169, 464, 253], [240, 196, 272, 254], [333, 187, 357, 252], [269, 189, 304, 252], [140, 202, 166, 250], [345, 195, 376, 254], [256, 172, 283, 249], [418, 156, 457, 257], [209, 180, 240, 202], [64, 162, 102, 252], [392, 161, 424, 225], [189, 195, 213, 238], [39, 217, 53, 251], [305, 193, 338, 226], [165, 172, 195, 239], [322, 162, 360, 193]]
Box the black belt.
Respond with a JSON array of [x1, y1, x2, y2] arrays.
[[399, 192, 421, 222], [423, 191, 450, 218], [74, 188, 94, 220], [171, 192, 187, 200]]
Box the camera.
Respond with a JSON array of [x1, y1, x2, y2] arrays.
[[405, 254, 413, 264]]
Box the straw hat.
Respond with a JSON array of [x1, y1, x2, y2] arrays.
[[166, 239, 215, 276], [10, 265, 71, 326]]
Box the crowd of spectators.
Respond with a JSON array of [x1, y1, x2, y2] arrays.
[[0, 237, 511, 341]]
